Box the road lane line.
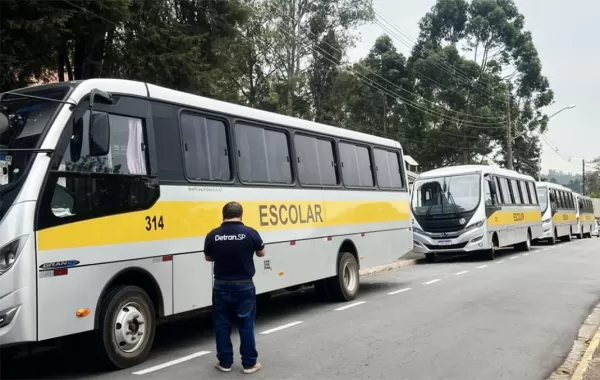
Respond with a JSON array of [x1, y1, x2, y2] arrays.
[[132, 351, 211, 375], [510, 256, 519, 260], [260, 321, 304, 334], [423, 279, 441, 285], [476, 265, 488, 269], [523, 253, 530, 256], [334, 301, 366, 311], [387, 288, 412, 295], [455, 270, 469, 275], [496, 260, 505, 264], [541, 248, 550, 251]]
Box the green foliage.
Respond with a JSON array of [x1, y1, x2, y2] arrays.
[[1, 0, 555, 174]]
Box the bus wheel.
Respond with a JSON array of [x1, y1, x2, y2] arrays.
[[550, 230, 557, 245], [327, 252, 360, 302], [516, 231, 532, 252], [97, 285, 156, 369], [564, 231, 572, 242]]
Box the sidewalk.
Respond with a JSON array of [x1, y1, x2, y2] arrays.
[[550, 304, 600, 380], [359, 250, 425, 276]]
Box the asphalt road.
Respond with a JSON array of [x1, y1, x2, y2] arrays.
[[3, 237, 600, 380]]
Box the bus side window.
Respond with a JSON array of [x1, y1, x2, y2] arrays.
[[484, 178, 496, 206]]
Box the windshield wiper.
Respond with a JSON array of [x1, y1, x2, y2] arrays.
[[446, 191, 461, 217]]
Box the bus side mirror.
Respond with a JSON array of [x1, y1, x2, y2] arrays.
[[89, 112, 110, 157]]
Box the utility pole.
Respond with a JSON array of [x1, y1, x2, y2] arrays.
[[582, 159, 586, 195], [506, 91, 513, 170]]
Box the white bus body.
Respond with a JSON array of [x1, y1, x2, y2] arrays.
[[535, 182, 577, 244], [573, 192, 595, 239], [411, 165, 542, 261], [0, 79, 412, 367]]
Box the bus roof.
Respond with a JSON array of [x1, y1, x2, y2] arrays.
[[416, 165, 536, 181], [16, 79, 401, 149], [536, 181, 573, 192]]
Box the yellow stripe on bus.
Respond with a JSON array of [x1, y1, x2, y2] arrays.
[[580, 214, 595, 222], [487, 210, 542, 227], [37, 200, 411, 251], [552, 212, 577, 223]]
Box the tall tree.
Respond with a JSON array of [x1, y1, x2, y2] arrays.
[[409, 0, 553, 169]]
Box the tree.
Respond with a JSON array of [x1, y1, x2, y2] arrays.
[[408, 0, 553, 169]]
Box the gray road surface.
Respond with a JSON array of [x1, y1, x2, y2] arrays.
[[2, 238, 600, 380]]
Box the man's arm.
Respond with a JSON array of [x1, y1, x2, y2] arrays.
[[251, 229, 266, 257], [204, 231, 215, 262]]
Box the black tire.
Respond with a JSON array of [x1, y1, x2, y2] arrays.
[[97, 285, 156, 369], [563, 231, 572, 242], [314, 279, 332, 301], [326, 252, 360, 302], [425, 253, 436, 263], [516, 231, 532, 252], [481, 248, 495, 260], [550, 230, 557, 245]]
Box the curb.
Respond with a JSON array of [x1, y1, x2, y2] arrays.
[[359, 258, 425, 276], [549, 303, 600, 380]]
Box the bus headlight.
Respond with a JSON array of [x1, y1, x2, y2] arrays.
[[0, 236, 28, 275], [466, 220, 484, 230]]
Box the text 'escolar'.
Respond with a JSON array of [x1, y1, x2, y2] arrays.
[[259, 204, 324, 227]]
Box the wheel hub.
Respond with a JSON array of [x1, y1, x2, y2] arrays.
[[342, 262, 358, 293], [114, 302, 146, 353]]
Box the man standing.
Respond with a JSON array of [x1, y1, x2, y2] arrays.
[[204, 201, 265, 374]]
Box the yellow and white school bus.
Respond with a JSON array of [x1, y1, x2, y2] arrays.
[[0, 79, 412, 368], [573, 192, 595, 238], [411, 165, 542, 262], [535, 182, 577, 244]]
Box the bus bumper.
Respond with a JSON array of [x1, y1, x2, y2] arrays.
[[0, 285, 34, 347], [412, 228, 490, 256]]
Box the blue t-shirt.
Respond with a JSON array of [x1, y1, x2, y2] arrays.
[[204, 221, 264, 281]]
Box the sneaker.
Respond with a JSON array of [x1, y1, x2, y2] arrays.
[[215, 362, 232, 372], [242, 362, 262, 374]]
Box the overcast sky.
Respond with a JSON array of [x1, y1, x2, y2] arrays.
[[348, 0, 597, 176]]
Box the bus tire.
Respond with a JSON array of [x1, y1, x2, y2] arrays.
[[327, 252, 360, 302], [516, 230, 532, 252], [564, 231, 572, 242], [97, 285, 156, 369], [314, 279, 332, 301], [550, 230, 557, 245]]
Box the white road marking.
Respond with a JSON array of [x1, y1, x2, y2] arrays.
[[541, 248, 550, 251], [260, 321, 304, 334], [476, 265, 488, 269], [387, 287, 412, 295], [523, 253, 530, 256], [132, 351, 211, 375], [334, 301, 366, 311], [496, 260, 505, 264], [455, 270, 469, 275], [510, 256, 519, 260], [423, 279, 441, 285]]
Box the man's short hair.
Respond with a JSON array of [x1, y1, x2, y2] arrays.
[[223, 201, 243, 220]]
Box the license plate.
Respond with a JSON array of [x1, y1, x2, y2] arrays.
[[438, 240, 452, 246]]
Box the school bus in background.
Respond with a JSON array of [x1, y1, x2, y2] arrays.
[[0, 79, 412, 368], [535, 182, 577, 244], [573, 193, 595, 239], [411, 165, 542, 262]]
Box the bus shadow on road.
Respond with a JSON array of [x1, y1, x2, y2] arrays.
[[1, 282, 395, 379]]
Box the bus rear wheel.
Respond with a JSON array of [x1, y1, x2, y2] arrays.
[[97, 285, 156, 369], [516, 231, 532, 252], [326, 252, 360, 302]]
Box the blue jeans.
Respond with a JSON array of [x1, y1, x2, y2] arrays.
[[212, 280, 258, 369]]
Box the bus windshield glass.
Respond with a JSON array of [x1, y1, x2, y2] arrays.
[[0, 87, 69, 190], [411, 173, 481, 217], [538, 187, 548, 213]]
